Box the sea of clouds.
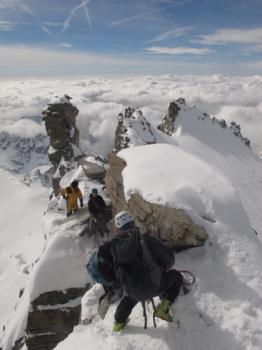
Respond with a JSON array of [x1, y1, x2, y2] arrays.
[[0, 75, 262, 156]]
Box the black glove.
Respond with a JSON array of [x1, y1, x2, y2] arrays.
[[80, 199, 83, 208]]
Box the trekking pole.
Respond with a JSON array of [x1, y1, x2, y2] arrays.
[[151, 299, 157, 328], [141, 301, 148, 329]]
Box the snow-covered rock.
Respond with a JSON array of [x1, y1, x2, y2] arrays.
[[114, 107, 163, 152], [79, 155, 108, 181], [157, 98, 251, 147], [106, 153, 207, 248], [0, 131, 48, 173], [23, 165, 53, 187]]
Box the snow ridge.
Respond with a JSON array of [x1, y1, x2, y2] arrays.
[[158, 98, 251, 147]]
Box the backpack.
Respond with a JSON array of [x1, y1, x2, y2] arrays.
[[87, 251, 112, 286], [119, 233, 162, 301]]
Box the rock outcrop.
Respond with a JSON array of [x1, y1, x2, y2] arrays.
[[79, 158, 106, 181], [42, 95, 84, 195], [157, 98, 184, 135], [25, 286, 89, 350], [105, 153, 207, 249], [114, 107, 159, 152]]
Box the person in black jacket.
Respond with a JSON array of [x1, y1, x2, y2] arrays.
[[88, 188, 109, 236], [88, 211, 184, 332]]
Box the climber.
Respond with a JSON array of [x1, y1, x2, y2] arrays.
[[88, 188, 109, 236], [87, 211, 184, 332], [61, 180, 83, 217]]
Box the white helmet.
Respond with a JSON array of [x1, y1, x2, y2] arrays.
[[115, 211, 134, 229]]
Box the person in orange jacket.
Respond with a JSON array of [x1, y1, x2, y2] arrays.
[[61, 180, 83, 217]]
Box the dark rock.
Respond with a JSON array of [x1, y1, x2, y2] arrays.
[[42, 95, 84, 195], [157, 99, 183, 135], [25, 333, 69, 350], [12, 337, 25, 350], [31, 287, 88, 308], [25, 284, 90, 350], [26, 306, 80, 337]]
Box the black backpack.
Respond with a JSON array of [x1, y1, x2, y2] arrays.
[[119, 233, 162, 301]]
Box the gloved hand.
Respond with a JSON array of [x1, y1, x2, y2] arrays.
[[80, 199, 83, 208]]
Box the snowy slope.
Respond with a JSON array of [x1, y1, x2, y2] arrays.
[[168, 99, 262, 239], [1, 207, 91, 350], [0, 161, 111, 349], [0, 168, 48, 333], [55, 102, 262, 350]]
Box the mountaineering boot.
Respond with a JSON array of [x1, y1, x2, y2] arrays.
[[112, 321, 126, 332], [154, 299, 173, 322]]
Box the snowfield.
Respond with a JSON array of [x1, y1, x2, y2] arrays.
[[0, 168, 48, 333], [1, 75, 262, 350]]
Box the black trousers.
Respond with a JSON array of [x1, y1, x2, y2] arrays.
[[114, 269, 183, 323], [94, 213, 109, 236]]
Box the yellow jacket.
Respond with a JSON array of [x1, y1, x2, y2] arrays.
[[61, 186, 83, 212]]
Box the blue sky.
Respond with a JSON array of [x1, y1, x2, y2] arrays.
[[1, 0, 262, 76]]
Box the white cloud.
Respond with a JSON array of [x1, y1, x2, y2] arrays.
[[146, 46, 212, 55], [0, 44, 124, 73], [0, 43, 218, 76], [0, 0, 33, 15], [193, 27, 262, 45], [1, 119, 44, 138], [145, 26, 194, 43], [0, 20, 15, 31], [58, 43, 73, 48], [0, 43, 262, 77], [1, 75, 262, 155]]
